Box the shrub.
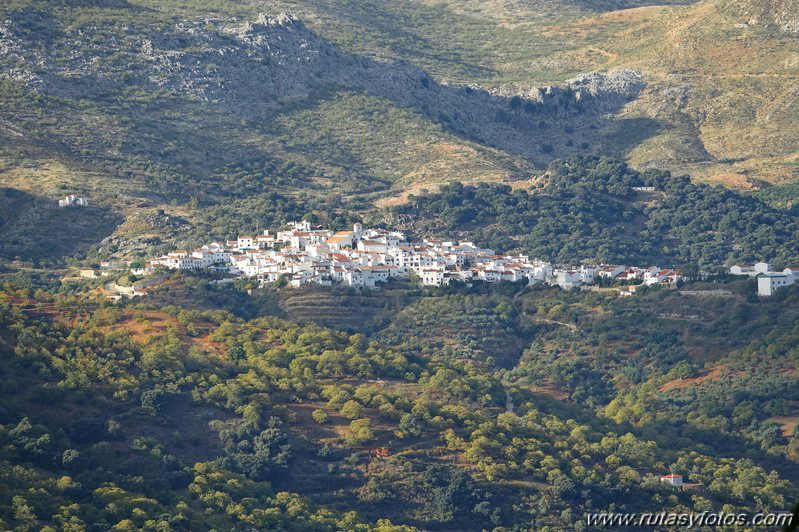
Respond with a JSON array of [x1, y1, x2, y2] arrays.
[[340, 400, 364, 419], [312, 409, 329, 424]]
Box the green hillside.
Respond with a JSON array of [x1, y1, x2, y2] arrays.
[[0, 2, 798, 527], [2, 264, 799, 528], [0, 0, 795, 268], [380, 155, 799, 268]]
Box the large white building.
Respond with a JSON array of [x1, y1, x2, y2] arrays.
[[758, 274, 791, 296], [730, 262, 773, 277]]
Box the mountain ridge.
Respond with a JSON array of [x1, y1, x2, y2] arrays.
[[0, 10, 645, 167]]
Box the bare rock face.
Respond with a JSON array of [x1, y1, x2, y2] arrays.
[[61, 0, 131, 6], [509, 0, 698, 11], [0, 11, 646, 163], [723, 0, 799, 33]]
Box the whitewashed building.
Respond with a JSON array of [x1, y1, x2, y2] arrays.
[[731, 263, 773, 276], [758, 273, 793, 296], [660, 474, 683, 486], [783, 267, 799, 283], [58, 195, 89, 207]]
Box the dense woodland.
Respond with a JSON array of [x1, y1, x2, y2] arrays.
[[1, 268, 799, 530], [383, 156, 799, 269]]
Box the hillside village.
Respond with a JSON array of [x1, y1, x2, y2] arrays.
[[147, 221, 685, 290]]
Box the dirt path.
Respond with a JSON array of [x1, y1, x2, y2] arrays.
[[501, 382, 514, 414], [530, 317, 577, 331]]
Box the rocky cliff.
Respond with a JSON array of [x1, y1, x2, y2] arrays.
[[722, 0, 799, 33], [0, 10, 644, 165]]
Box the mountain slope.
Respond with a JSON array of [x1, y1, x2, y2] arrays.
[[0, 0, 796, 263], [379, 156, 799, 268], [0, 3, 648, 260], [0, 10, 644, 166], [527, 0, 799, 185], [722, 0, 799, 33], [257, 0, 799, 187]]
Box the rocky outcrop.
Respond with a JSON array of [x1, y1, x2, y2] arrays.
[[510, 0, 698, 11], [722, 0, 799, 33], [0, 12, 646, 163]]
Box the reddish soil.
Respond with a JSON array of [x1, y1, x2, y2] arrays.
[[660, 366, 724, 392], [530, 385, 569, 401], [768, 416, 799, 437]]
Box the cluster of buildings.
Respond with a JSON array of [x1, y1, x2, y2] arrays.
[[58, 194, 89, 207], [730, 262, 799, 296], [146, 221, 685, 290], [595, 265, 683, 288]]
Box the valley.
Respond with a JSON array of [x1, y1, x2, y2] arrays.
[[0, 0, 798, 529]]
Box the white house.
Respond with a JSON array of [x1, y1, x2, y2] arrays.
[[733, 262, 774, 276], [500, 270, 519, 283], [478, 269, 501, 283], [363, 266, 393, 284], [644, 269, 682, 286], [758, 273, 794, 296], [358, 239, 388, 253], [755, 262, 773, 274], [256, 235, 275, 249], [326, 231, 355, 251], [344, 268, 372, 287], [554, 269, 582, 289], [783, 267, 799, 283], [596, 265, 626, 279], [730, 264, 756, 276], [152, 251, 202, 270], [643, 266, 663, 282], [579, 266, 595, 284], [421, 268, 446, 287], [58, 194, 89, 207], [237, 236, 256, 250], [660, 474, 683, 486]]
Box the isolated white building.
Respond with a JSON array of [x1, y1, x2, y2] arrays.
[[58, 195, 88, 207], [660, 474, 683, 486]]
